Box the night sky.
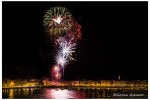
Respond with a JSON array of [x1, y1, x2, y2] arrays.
[[3, 2, 148, 80]]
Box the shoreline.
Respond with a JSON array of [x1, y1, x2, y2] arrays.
[[2, 86, 148, 90]]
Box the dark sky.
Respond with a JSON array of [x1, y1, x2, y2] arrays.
[[2, 2, 148, 80]]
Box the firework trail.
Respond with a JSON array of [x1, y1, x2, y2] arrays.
[[43, 6, 82, 80]]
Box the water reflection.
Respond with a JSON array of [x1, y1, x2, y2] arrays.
[[2, 87, 147, 99], [8, 89, 14, 99], [42, 88, 86, 99]]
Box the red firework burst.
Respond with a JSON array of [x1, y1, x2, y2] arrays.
[[55, 20, 82, 45], [51, 64, 62, 80], [64, 20, 82, 43]]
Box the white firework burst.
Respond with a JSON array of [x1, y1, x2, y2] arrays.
[[56, 52, 68, 67], [59, 39, 76, 61]]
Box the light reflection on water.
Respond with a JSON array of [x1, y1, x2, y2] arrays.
[[2, 88, 147, 99], [41, 88, 86, 99], [8, 89, 14, 99]]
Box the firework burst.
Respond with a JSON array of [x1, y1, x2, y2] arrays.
[[51, 64, 62, 80], [66, 20, 82, 43], [55, 52, 68, 67], [59, 39, 76, 61], [43, 6, 82, 80], [43, 6, 73, 37]]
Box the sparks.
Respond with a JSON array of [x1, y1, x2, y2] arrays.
[[55, 38, 76, 77], [43, 6, 73, 36], [53, 16, 63, 24], [56, 53, 68, 67], [54, 65, 59, 71], [43, 6, 82, 80], [51, 64, 62, 80], [59, 40, 76, 61]]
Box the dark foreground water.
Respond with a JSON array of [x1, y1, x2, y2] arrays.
[[2, 87, 148, 99]]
